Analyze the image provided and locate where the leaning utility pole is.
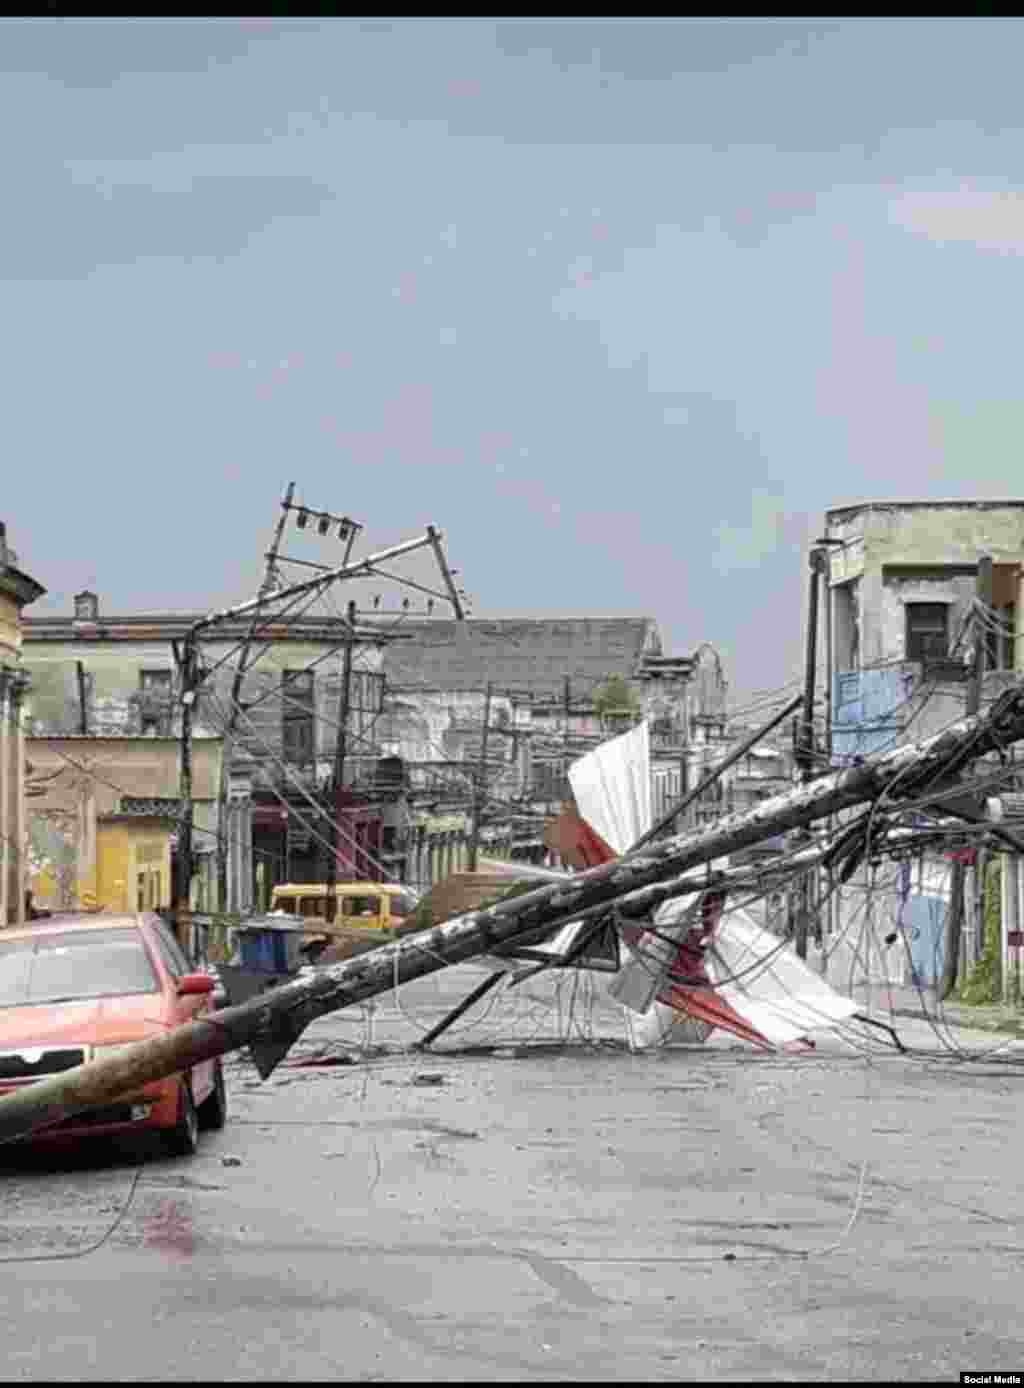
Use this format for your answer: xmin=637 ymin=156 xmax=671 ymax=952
xmin=467 ymin=681 xmax=493 ymax=872
xmin=325 ymin=599 xmax=356 ymax=923
xmin=216 ymin=483 xmax=296 ymax=912
xmin=941 ymin=553 xmax=993 ymax=998
xmin=5 ymin=686 xmax=1024 ymax=1144
xmin=177 ymin=528 xmax=446 ymax=915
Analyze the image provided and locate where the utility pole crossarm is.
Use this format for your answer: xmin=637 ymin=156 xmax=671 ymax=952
xmin=190 ymin=532 xmax=439 ymax=637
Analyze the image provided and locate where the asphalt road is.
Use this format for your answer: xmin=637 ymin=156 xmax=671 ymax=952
xmin=2 ymin=963 xmax=1023 ymax=1381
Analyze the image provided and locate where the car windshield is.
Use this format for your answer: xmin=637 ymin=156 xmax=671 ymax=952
xmin=0 ymin=929 xmax=160 ymax=1008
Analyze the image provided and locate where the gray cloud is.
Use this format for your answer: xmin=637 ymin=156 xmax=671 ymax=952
xmin=0 ymin=174 xmax=333 ymax=280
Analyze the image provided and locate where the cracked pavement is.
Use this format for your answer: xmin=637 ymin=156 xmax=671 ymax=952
xmin=1 ymin=963 xmax=1023 ymax=1380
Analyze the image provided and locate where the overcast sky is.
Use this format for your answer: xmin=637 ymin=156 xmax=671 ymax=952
xmin=5 ymin=18 xmax=1024 ymax=704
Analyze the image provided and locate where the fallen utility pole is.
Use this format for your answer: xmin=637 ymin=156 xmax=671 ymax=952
xmin=4 ymin=688 xmax=1024 ymax=1144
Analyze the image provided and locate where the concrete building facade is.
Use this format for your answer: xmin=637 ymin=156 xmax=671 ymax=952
xmin=22 ymin=592 xmax=386 ymax=905
xmin=27 ymin=734 xmax=225 ymax=913
xmin=0 ymin=524 xmax=45 ymax=925
xmin=825 ymin=500 xmax=1024 ymax=759
xmin=820 ymin=499 xmax=1024 ymax=992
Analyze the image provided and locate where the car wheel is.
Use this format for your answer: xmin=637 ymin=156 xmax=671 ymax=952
xmin=164 ymin=1076 xmax=199 ymax=1158
xmin=198 ymin=1059 xmax=227 ymax=1132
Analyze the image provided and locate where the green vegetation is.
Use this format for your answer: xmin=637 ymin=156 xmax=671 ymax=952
xmin=593 ymin=674 xmax=640 ymax=719
xmin=958 ymin=859 xmax=1003 ymax=1005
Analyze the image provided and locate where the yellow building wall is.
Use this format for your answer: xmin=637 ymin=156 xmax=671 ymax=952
xmin=95 ymin=822 xmax=171 ymax=914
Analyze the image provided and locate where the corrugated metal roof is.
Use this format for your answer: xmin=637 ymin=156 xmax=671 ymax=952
xmin=383 ymin=617 xmax=660 ymax=699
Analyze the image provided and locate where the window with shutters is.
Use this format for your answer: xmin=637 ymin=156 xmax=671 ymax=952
xmin=139 ymin=669 xmax=173 ymax=735
xmin=282 ymin=670 xmax=315 ymax=763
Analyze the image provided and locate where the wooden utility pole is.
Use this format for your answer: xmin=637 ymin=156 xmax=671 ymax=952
xmin=467 ymin=682 xmax=493 ymax=872
xmin=823 ymin=543 xmax=836 ymax=970
xmin=562 ymin=675 xmax=571 ymax=810
xmin=941 ymin=554 xmax=993 ymax=998
xmin=797 ymin=547 xmax=824 ymax=783
xmin=4 ymin=686 xmax=1024 ymax=1144
xmin=325 ymin=600 xmax=356 ymax=922
xmin=216 ymin=483 xmax=296 ymax=912
xmin=75 ymin=661 xmax=89 ymax=736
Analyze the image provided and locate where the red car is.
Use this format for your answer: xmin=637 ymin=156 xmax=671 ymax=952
xmin=0 ymin=912 xmax=226 ymax=1155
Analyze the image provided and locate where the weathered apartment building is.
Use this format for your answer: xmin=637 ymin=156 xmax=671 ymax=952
xmin=821 ymin=498 xmax=1024 ymax=991
xmin=22 ymin=590 xmax=387 ymax=911
xmin=0 ymin=524 xmax=45 ymax=925
xmin=826 ymin=499 xmax=1024 ymax=758
xmin=27 ymin=733 xmax=225 ymax=916
xmin=377 ymin=618 xmax=730 ymax=870
xmin=21 ymin=597 xmax=736 ymax=904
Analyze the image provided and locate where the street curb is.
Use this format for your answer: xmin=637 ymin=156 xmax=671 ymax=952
xmin=889 ymin=1006 xmax=1024 ymax=1038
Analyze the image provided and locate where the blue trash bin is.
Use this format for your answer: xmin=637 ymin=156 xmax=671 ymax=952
xmin=235 ymin=917 xmax=305 ymax=974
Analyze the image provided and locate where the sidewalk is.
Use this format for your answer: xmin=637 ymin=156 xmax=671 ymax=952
xmin=844 ymin=979 xmax=1024 ymax=1037
xmin=817 ymin=941 xmax=1024 ymax=1037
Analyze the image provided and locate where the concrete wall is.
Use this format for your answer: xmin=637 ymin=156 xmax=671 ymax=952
xmin=828 ymin=501 xmax=1024 ymax=572
xmin=26 ymin=736 xmax=224 ymax=910
xmin=22 ymin=636 xmax=383 ymax=794
xmin=825 ymin=501 xmax=1024 ymax=746
xmin=0 ymin=555 xmax=45 ymax=925
xmin=0 ymin=591 xmax=21 ymax=666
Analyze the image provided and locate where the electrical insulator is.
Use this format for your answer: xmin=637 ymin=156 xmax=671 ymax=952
xmin=296 ymin=508 xmax=309 ymax=529
xmin=318 ymin=513 xmax=331 ymax=536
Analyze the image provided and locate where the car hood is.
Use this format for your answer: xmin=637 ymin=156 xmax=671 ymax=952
xmin=0 ymin=994 xmax=171 ymax=1048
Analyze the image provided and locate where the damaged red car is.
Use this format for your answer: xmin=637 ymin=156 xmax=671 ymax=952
xmin=0 ymin=913 xmax=226 ymax=1155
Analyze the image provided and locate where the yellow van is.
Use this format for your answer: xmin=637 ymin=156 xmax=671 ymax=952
xmin=270 ymin=882 xmax=420 ymax=934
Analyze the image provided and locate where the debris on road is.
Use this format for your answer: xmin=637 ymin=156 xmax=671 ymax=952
xmin=4 ymin=686 xmax=1024 ymax=1145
